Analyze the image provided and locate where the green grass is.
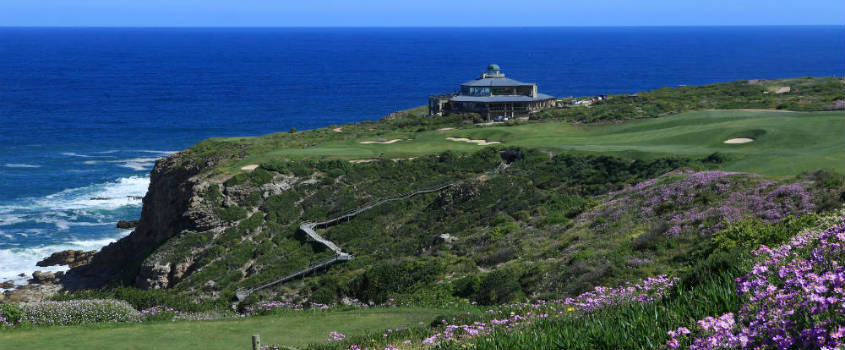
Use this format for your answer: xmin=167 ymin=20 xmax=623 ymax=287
xmin=0 ymin=308 xmax=443 ymax=350
xmin=226 ymin=110 xmax=843 ymax=177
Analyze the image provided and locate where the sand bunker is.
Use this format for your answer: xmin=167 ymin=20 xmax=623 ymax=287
xmin=240 ymin=164 xmax=259 ymax=171
xmin=332 ymin=127 xmax=343 ymax=133
xmin=724 ymin=138 xmax=754 ymax=144
xmin=349 ymin=159 xmax=377 ymax=163
xmin=437 ymin=127 xmax=455 ymax=132
xmin=446 ymin=137 xmax=501 ymax=146
xmin=360 ymin=139 xmax=404 ymax=144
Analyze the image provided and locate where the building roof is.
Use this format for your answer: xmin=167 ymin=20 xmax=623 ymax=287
xmin=451 ymin=93 xmax=555 ymax=103
xmin=461 ymin=77 xmax=534 ymax=87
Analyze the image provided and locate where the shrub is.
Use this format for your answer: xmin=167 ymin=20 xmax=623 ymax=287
xmin=711 ymin=214 xmax=820 ymax=251
xmin=309 ymin=286 xmax=337 ymax=304
xmin=217 ymin=206 xmax=248 ymax=222
xmin=248 ymin=168 xmax=274 ymax=186
xmin=17 ymin=299 xmax=140 ymax=326
xmin=476 ymin=268 xmax=524 ymax=305
xmin=667 ymin=217 xmax=845 ymax=349
xmin=452 ymin=275 xmax=481 ymax=299
xmin=0 ymin=303 xmax=23 ymax=326
xmin=349 ymin=259 xmax=447 ymax=303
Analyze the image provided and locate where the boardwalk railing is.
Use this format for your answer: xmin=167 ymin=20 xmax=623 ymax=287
xmin=235 ymin=182 xmax=454 ymax=302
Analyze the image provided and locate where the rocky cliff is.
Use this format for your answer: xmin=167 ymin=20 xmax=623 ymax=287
xmin=61 ymin=152 xmax=223 ymax=290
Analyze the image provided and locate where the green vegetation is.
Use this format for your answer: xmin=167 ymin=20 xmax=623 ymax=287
xmin=0 ymin=308 xmax=444 ymax=350
xmin=4 ymin=77 xmax=842 ymax=349
xmin=536 ymin=77 xmax=845 ymax=123
xmin=197 ymin=109 xmax=844 ymax=177
xmin=178 ymin=77 xmax=843 ymax=177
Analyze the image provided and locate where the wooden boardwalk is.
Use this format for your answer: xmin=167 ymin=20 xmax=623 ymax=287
xmin=235 ymin=183 xmax=453 ymax=301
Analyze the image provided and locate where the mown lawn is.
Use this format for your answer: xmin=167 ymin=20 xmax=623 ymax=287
xmin=226 ymin=110 xmax=844 ymax=177
xmin=0 ymin=308 xmax=443 ymax=350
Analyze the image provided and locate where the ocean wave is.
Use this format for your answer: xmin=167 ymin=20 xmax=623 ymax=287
xmin=0 ymin=232 xmax=129 ymax=288
xmin=40 ymin=176 xmax=150 ymax=211
xmin=4 ymin=163 xmax=41 ymax=168
xmin=60 ymin=152 xmax=114 ymax=158
xmin=109 ymin=157 xmax=160 ymax=171
xmin=134 ymin=150 xmax=178 ymax=155
xmin=0 ymin=176 xmax=149 ymax=218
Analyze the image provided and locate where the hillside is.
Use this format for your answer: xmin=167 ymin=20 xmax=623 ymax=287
xmin=0 ymin=76 xmax=843 ymax=350
xmin=49 ymin=77 xmax=844 ymax=311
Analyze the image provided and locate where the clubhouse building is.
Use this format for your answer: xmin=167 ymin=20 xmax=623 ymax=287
xmin=428 ymin=64 xmax=556 ymax=120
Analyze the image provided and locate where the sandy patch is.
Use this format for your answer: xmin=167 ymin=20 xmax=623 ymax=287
xmin=240 ymin=164 xmax=259 ymax=171
xmin=446 ymin=137 xmax=501 ymax=146
xmin=360 ymin=139 xmax=404 ymax=144
xmin=332 ymin=127 xmax=343 ymax=133
xmin=437 ymin=127 xmax=455 ymax=132
xmin=724 ymin=138 xmax=754 ymax=144
xmin=731 ymin=109 xmax=795 ymax=113
xmin=349 ymin=159 xmax=377 ymax=163
xmin=775 ymin=86 xmax=791 ymax=94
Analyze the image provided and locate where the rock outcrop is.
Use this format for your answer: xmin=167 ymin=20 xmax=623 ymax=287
xmin=37 ymin=250 xmax=97 ymax=268
xmin=31 ymin=271 xmax=59 ymax=284
xmin=117 ymin=219 xmax=140 ymax=229
xmin=61 ymin=151 xmax=227 ymax=291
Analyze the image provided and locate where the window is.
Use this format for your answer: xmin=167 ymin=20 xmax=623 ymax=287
xmin=492 ymin=87 xmax=517 ymax=95
xmin=462 ymin=86 xmax=490 ymax=96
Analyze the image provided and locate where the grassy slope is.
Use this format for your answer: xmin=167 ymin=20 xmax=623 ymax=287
xmin=227 ymin=110 xmax=843 ymax=177
xmin=0 ymin=308 xmax=443 ymax=350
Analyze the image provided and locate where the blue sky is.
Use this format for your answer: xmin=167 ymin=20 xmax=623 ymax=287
xmin=1 ymin=0 xmax=843 ymax=27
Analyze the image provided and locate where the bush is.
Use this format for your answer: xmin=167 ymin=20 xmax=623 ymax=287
xmin=452 ymin=275 xmax=481 ymax=299
xmin=0 ymin=303 xmax=23 ymax=325
xmin=476 ymin=268 xmax=524 ymax=305
xmin=217 ymin=206 xmax=248 ymax=222
xmin=711 ymin=214 xmax=820 ymax=251
xmin=248 ymin=168 xmax=275 ymax=186
xmin=349 ymin=259 xmax=446 ymax=303
xmin=309 ymin=286 xmax=337 ymax=304
xmin=17 ymin=299 xmax=140 ymax=326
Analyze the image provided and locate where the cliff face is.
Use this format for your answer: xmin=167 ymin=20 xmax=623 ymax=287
xmin=62 ymin=153 xmax=211 ymax=290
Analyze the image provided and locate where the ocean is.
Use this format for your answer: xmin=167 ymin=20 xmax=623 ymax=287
xmin=0 ymin=26 xmax=843 ymax=286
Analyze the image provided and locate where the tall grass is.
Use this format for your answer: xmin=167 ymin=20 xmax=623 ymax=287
xmin=458 ymin=270 xmax=743 ymax=349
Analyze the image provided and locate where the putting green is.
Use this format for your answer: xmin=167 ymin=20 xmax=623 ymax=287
xmin=231 ymin=110 xmax=844 ymax=177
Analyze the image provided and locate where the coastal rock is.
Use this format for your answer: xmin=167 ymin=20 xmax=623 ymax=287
xmin=136 ymin=262 xmax=172 ymax=289
xmin=31 ymin=271 xmax=56 ymax=284
xmin=62 ymin=150 xmax=219 ymax=291
xmin=435 ymin=233 xmax=457 ymax=245
xmin=2 ymin=282 xmax=62 ymax=303
xmin=0 ymin=280 xmax=14 ymax=289
xmin=117 ymin=219 xmax=140 ymax=229
xmin=37 ymin=250 xmax=97 ymax=268
xmin=203 ymin=280 xmax=219 ymax=290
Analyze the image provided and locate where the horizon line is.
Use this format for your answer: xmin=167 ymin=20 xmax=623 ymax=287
xmin=1 ymin=24 xmax=843 ymax=29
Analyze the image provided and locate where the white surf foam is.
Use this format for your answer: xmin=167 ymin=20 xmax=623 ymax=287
xmin=0 ymin=232 xmax=130 ymax=288
xmin=134 ymin=150 xmax=178 ymax=155
xmin=109 ymin=157 xmax=160 ymax=171
xmin=0 ymin=176 xmax=150 ymax=228
xmin=37 ymin=176 xmax=150 ymax=211
xmin=60 ymin=152 xmax=114 ymax=158
xmin=0 ymin=174 xmax=151 ymax=289
xmin=4 ymin=163 xmax=41 ymax=168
